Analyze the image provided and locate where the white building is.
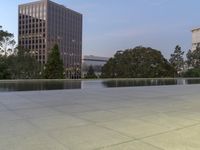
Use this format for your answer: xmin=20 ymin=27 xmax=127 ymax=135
xmin=192 ymin=28 xmax=200 ymax=51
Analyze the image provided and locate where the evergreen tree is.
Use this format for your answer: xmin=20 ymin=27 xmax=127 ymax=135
xmin=44 ymin=44 xmax=64 ymax=79
xmin=192 ymin=46 xmax=200 ymax=68
xmin=186 ymin=46 xmax=200 ymax=69
xmin=186 ymin=49 xmax=194 ymax=68
xmin=169 ymin=45 xmax=184 ymax=76
xmin=85 ymin=65 xmax=97 ymax=79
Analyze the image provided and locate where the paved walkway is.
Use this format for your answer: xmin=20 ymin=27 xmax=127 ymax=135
xmin=0 ymin=85 xmax=200 ymax=150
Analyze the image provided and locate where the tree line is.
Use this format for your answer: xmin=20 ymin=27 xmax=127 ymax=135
xmin=101 ymin=45 xmax=200 ymax=78
xmin=0 ymin=26 xmax=64 ymax=79
xmin=169 ymin=45 xmax=200 ymax=77
xmin=1 ymin=25 xmax=200 ymax=79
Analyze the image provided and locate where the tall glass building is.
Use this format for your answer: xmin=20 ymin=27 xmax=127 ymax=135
xmin=18 ymin=0 xmax=83 ymax=78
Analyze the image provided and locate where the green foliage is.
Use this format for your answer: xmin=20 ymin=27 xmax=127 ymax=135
xmin=7 ymin=47 xmax=41 ymax=79
xmin=186 ymin=49 xmax=194 ymax=68
xmin=184 ymin=47 xmax=200 ymax=77
xmin=0 ymin=26 xmax=16 ymax=56
xmin=169 ymin=45 xmax=184 ymax=75
xmin=85 ymin=66 xmax=97 ymax=79
xmin=0 ymin=26 xmax=40 ymax=79
xmin=44 ymin=44 xmax=64 ymax=79
xmin=0 ymin=55 xmax=11 ymax=79
xmin=186 ymin=46 xmax=200 ymax=69
xmin=192 ymin=46 xmax=200 ymax=68
xmin=183 ymin=68 xmax=200 ymax=77
xmin=102 ymin=46 xmax=176 ymax=78
xmin=0 ymin=26 xmax=11 ymax=41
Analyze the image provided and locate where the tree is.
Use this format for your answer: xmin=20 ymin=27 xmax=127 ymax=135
xmin=192 ymin=46 xmax=200 ymax=68
xmin=169 ymin=45 xmax=184 ymax=76
xmin=0 ymin=55 xmax=11 ymax=79
xmin=85 ymin=66 xmax=97 ymax=79
xmin=102 ymin=46 xmax=176 ymax=78
xmin=0 ymin=26 xmax=40 ymax=80
xmin=44 ymin=44 xmax=64 ymax=79
xmin=0 ymin=26 xmax=16 ymax=56
xmin=7 ymin=46 xmax=41 ymax=79
xmin=186 ymin=46 xmax=200 ymax=69
xmin=183 ymin=68 xmax=200 ymax=77
xmin=0 ymin=26 xmax=9 ymax=41
xmin=186 ymin=49 xmax=194 ymax=68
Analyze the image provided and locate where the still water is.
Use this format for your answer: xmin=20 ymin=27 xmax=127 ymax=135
xmin=0 ymin=78 xmax=200 ymax=92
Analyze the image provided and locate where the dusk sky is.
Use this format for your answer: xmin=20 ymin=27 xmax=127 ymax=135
xmin=0 ymin=0 xmax=199 ymax=58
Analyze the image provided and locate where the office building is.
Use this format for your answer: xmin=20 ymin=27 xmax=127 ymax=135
xmin=18 ymin=0 xmax=82 ymax=78
xmin=192 ymin=27 xmax=200 ymax=51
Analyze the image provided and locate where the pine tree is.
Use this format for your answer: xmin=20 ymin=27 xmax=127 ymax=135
xmin=169 ymin=45 xmax=184 ymax=75
xmin=44 ymin=44 xmax=64 ymax=79
xmin=85 ymin=65 xmax=97 ymax=79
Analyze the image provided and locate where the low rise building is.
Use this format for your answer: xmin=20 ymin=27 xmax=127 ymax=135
xmin=82 ymin=55 xmax=109 ymax=77
xmin=192 ymin=27 xmax=200 ymax=51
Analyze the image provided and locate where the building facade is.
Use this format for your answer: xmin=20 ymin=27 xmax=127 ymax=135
xmin=18 ymin=0 xmax=82 ymax=78
xmin=82 ymin=55 xmax=109 ymax=78
xmin=192 ymin=28 xmax=200 ymax=51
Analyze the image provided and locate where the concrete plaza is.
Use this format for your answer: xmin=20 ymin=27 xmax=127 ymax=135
xmin=0 ymin=85 xmax=200 ymax=149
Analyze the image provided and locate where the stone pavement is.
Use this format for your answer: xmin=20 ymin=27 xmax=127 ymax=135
xmin=0 ymin=85 xmax=200 ymax=150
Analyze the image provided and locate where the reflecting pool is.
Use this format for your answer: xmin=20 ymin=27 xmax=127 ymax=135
xmin=0 ymin=78 xmax=200 ymax=92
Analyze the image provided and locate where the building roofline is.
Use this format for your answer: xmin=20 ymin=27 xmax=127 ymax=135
xmin=19 ymin=0 xmax=82 ymax=16
xmin=82 ymin=59 xmax=108 ymax=62
xmin=19 ymin=0 xmax=46 ymax=7
xmin=192 ymin=27 xmax=200 ymax=32
xmin=48 ymin=0 xmax=82 ymax=15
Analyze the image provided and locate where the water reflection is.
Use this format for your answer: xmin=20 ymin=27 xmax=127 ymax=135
xmin=1 ymin=78 xmax=200 ymax=92
xmin=102 ymin=78 xmax=200 ymax=88
xmin=186 ymin=79 xmax=200 ymax=84
xmin=0 ymin=80 xmax=81 ymax=92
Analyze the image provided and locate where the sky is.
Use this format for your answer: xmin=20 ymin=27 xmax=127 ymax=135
xmin=0 ymin=0 xmax=199 ymax=59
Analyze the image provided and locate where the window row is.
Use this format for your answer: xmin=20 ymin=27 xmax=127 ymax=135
xmin=19 ymin=44 xmax=46 ymax=50
xmin=19 ymin=39 xmax=45 ymax=44
xmin=19 ymin=4 xmax=46 ymax=16
xmin=19 ymin=22 xmax=45 ymax=27
xmin=35 ymin=55 xmax=45 ymax=60
xmin=19 ymin=29 xmax=46 ymax=34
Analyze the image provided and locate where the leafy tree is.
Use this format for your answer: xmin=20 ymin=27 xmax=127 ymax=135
xmin=85 ymin=66 xmax=97 ymax=79
xmin=183 ymin=68 xmax=200 ymax=77
xmin=186 ymin=49 xmax=194 ymax=68
xmin=100 ymin=58 xmax=117 ymax=78
xmin=0 ymin=55 xmax=11 ymax=79
xmin=0 ymin=26 xmax=16 ymax=56
xmin=44 ymin=44 xmax=64 ymax=79
xmin=192 ymin=46 xmax=200 ymax=68
xmin=102 ymin=46 xmax=176 ymax=78
xmin=0 ymin=26 xmax=9 ymax=41
xmin=0 ymin=26 xmax=40 ymax=80
xmin=186 ymin=46 xmax=200 ymax=69
xmin=169 ymin=45 xmax=184 ymax=76
xmin=7 ymin=46 xmax=41 ymax=79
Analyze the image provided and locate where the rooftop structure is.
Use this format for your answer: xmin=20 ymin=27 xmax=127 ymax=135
xmin=82 ymin=55 xmax=109 ymax=77
xmin=82 ymin=55 xmax=109 ymax=66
